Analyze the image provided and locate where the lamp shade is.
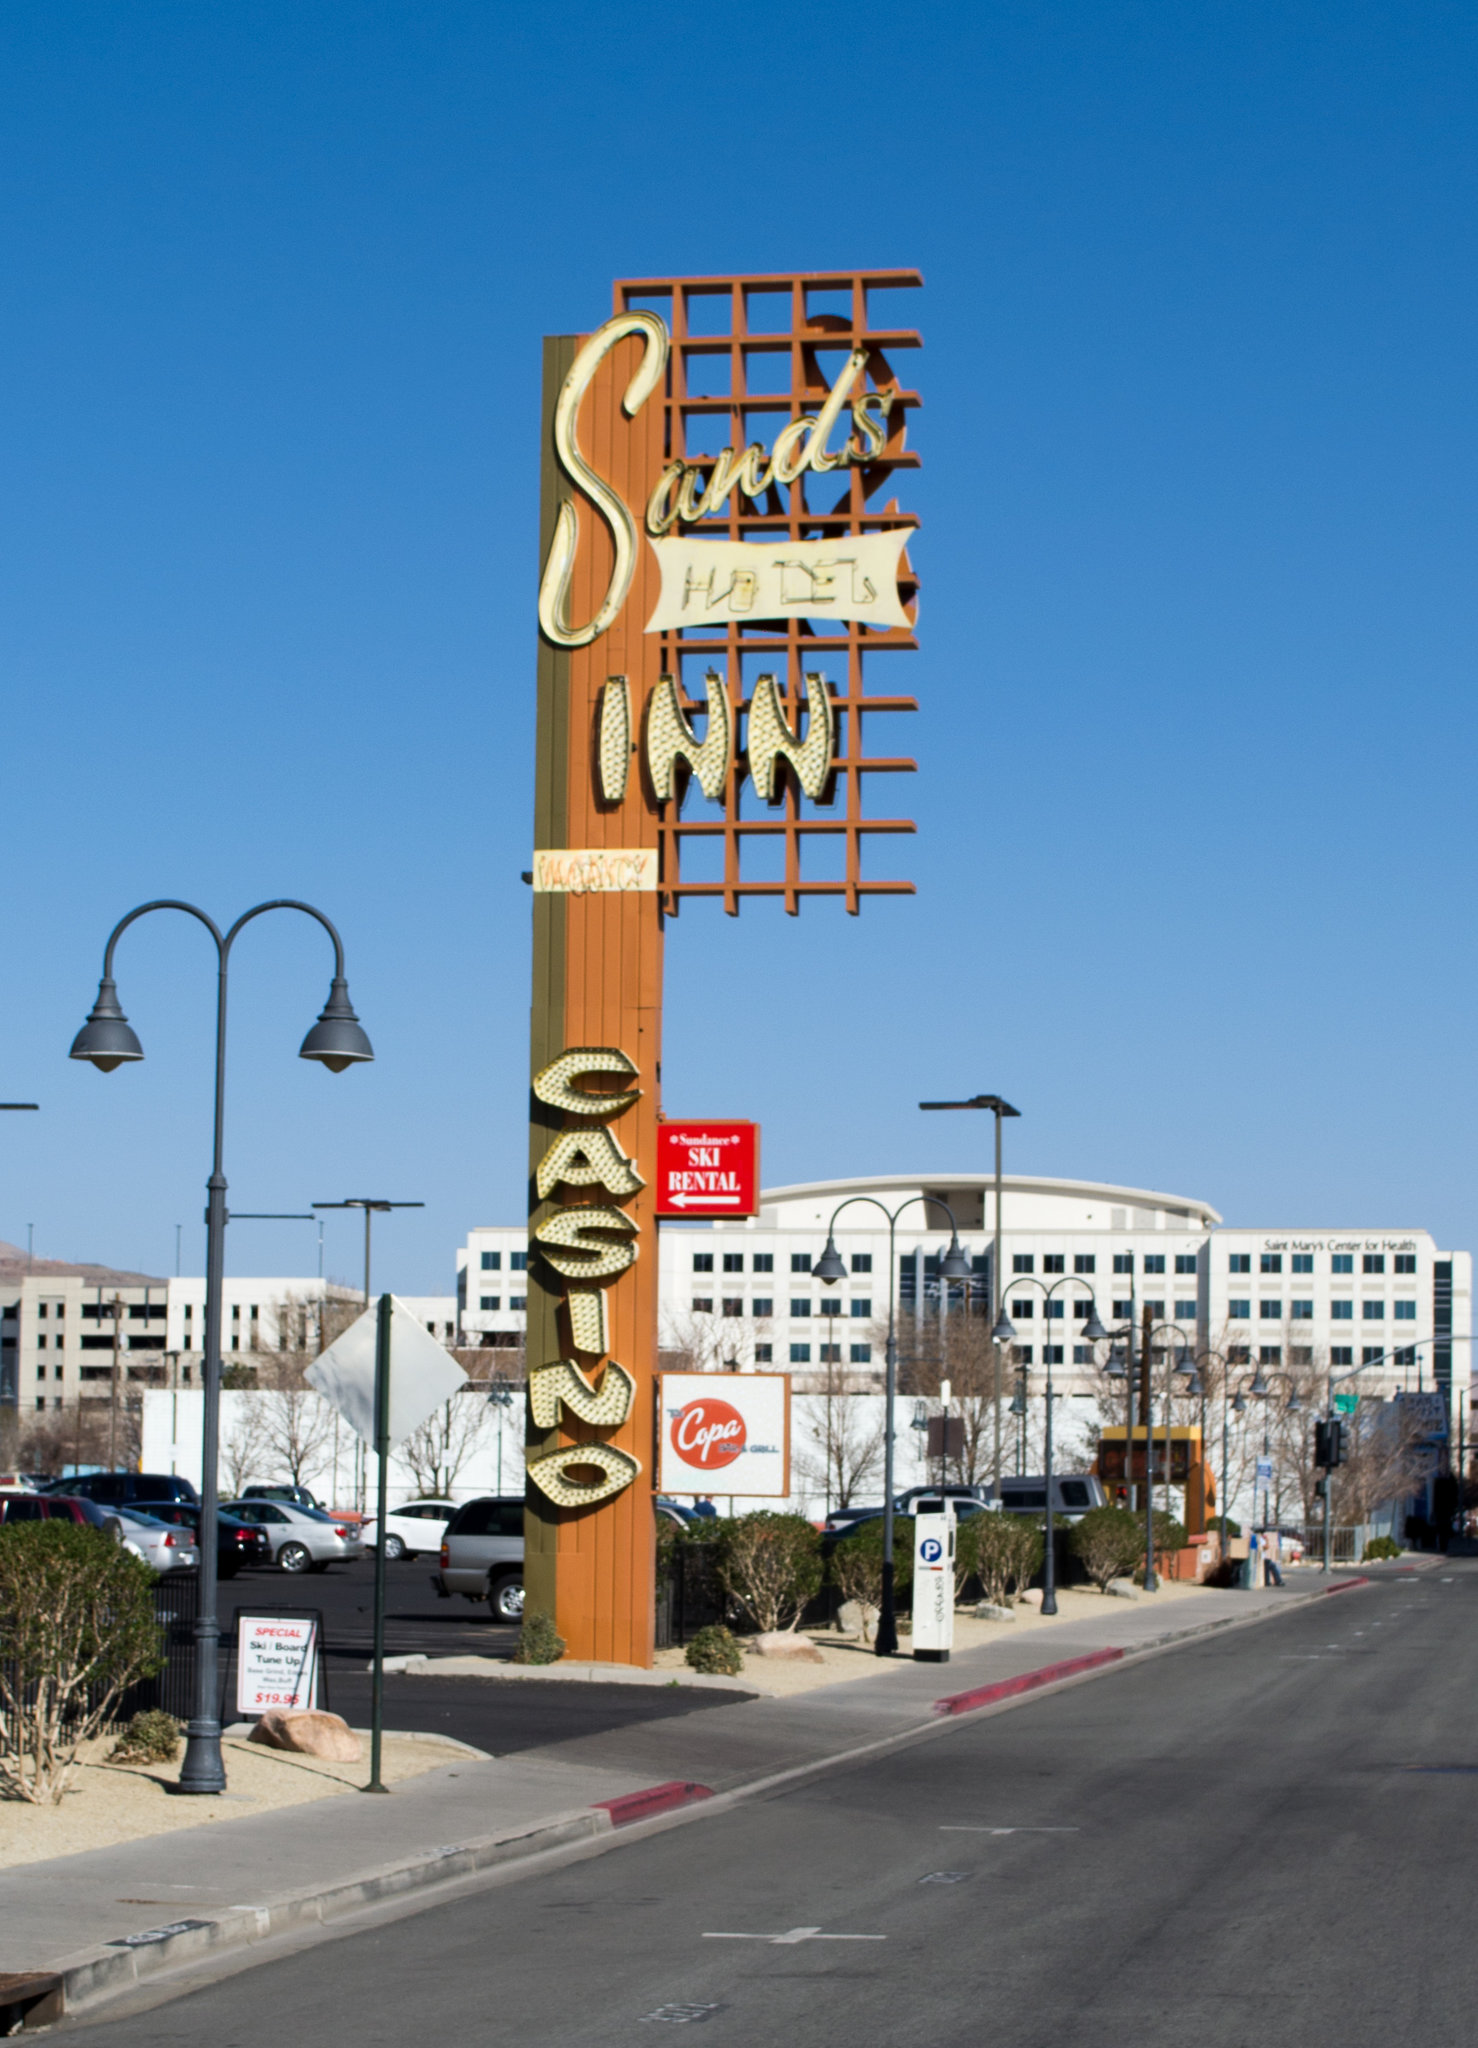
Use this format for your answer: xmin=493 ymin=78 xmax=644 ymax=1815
xmin=940 ymin=1234 xmax=971 ymax=1282
xmin=1082 ymin=1307 xmax=1108 ymax=1345
xmin=1232 ymin=1392 xmax=1247 ymax=1413
xmin=1284 ymin=1389 xmax=1302 ymax=1413
xmin=814 ymin=1236 xmax=846 ymax=1283
xmin=991 ymin=1308 xmax=1016 ymax=1344
xmin=1250 ymin=1371 xmax=1270 ymax=1398
xmin=299 ymin=978 xmax=374 ymax=1073
xmin=1182 ymin=1369 xmax=1204 ymax=1398
xmin=1101 ymin=1346 xmax=1127 ymax=1379
xmin=1009 ymin=1387 xmax=1026 ymax=1416
xmin=69 ymin=978 xmax=144 ymax=1073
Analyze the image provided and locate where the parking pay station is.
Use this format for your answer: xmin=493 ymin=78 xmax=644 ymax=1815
xmin=911 ymin=1497 xmax=956 ymax=1663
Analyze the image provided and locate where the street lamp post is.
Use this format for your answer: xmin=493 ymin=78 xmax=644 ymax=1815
xmin=990 ymin=1279 xmax=1106 ymax=1616
xmin=70 ymin=899 xmax=373 ymax=1796
xmin=816 ymin=1196 xmax=971 ymax=1656
xmin=1095 ymin=1317 xmax=1191 ymax=1591
xmin=918 ymin=1095 xmax=1020 ymax=1489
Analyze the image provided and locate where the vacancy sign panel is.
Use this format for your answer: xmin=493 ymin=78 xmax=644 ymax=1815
xmin=658 ymin=1373 xmax=790 ymax=1497
xmin=655 ymin=1120 xmax=759 ymax=1217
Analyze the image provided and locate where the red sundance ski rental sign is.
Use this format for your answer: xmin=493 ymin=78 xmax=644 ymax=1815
xmin=655 ymin=1121 xmax=760 ymax=1218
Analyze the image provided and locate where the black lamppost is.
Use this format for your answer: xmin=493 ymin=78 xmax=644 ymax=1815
xmin=815 ymin=1196 xmax=970 ymax=1656
xmin=1092 ymin=1316 xmax=1192 ymax=1590
xmin=70 ymin=899 xmax=372 ymax=1795
xmin=990 ymin=1278 xmax=1106 ymax=1615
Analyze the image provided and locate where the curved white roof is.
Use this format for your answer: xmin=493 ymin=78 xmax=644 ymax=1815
xmin=759 ymin=1172 xmax=1221 ymax=1232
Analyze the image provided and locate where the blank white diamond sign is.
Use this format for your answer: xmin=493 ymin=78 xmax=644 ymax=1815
xmin=305 ymin=1297 xmax=468 ymax=1449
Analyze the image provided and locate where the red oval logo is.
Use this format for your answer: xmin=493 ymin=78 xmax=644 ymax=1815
xmin=671 ymin=1397 xmax=747 ymax=1469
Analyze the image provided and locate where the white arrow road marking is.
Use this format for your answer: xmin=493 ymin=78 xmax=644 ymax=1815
xmin=703 ymin=1928 xmax=885 ymax=1945
xmin=939 ymin=1826 xmax=1080 ymax=1834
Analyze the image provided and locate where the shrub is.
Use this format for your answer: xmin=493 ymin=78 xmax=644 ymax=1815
xmin=685 ymin=1624 xmax=744 ymax=1676
xmin=108 ymin=1709 xmax=181 ymax=1764
xmin=717 ymin=1513 xmax=824 ymax=1634
xmin=1155 ymin=1513 xmax=1188 ymax=1554
xmin=1363 ymin=1535 xmax=1404 ymax=1562
xmin=1069 ymin=1507 xmax=1148 ymax=1590
xmin=961 ymin=1513 xmax=1044 ymax=1604
xmin=512 ymin=1611 xmax=566 ymax=1665
xmin=0 ymin=1521 xmax=165 ymax=1804
xmin=829 ymin=1517 xmax=914 ymax=1620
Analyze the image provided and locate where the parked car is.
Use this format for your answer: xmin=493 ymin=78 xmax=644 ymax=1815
xmin=981 ymin=1474 xmax=1107 ymax=1522
xmin=1 ymin=1491 xmax=119 ymax=1532
xmin=895 ymin=1483 xmax=989 ymax=1513
xmin=113 ymin=1508 xmax=199 ymax=1574
xmin=224 ymin=1498 xmax=363 ymax=1573
xmin=131 ymin=1500 xmax=273 ymax=1577
xmin=359 ymin=1499 xmax=458 ymax=1561
xmin=240 ymin=1482 xmax=326 ymax=1512
xmin=43 ymin=1471 xmax=200 ymax=1508
xmin=432 ymin=1496 xmax=524 ymax=1621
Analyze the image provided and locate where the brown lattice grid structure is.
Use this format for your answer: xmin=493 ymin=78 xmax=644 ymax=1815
xmin=615 ymin=269 xmax=921 ymax=916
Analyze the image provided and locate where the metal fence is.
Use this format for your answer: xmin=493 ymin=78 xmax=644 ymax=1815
xmin=1291 ymin=1523 xmax=1379 ymax=1565
xmin=111 ymin=1571 xmax=198 ymax=1728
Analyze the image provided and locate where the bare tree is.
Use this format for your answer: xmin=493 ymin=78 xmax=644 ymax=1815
xmin=793 ymin=1366 xmax=886 ymax=1513
xmin=220 ymin=1400 xmax=266 ymax=1496
xmin=399 ymin=1389 xmax=494 ymax=1498
xmin=659 ymin=1305 xmax=771 ymax=1375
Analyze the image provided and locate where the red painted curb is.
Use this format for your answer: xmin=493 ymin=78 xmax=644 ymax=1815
xmin=594 ymin=1781 xmax=714 ymax=1827
xmin=932 ymin=1647 xmax=1125 ymax=1717
xmin=1322 ymin=1575 xmax=1371 ymax=1595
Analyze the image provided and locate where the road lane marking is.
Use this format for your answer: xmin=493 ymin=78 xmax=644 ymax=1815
xmin=640 ymin=2005 xmax=722 ymax=2023
xmin=918 ymin=1872 xmax=970 ymax=1884
xmin=703 ymin=1928 xmax=884 ymax=1945
xmin=940 ymin=1826 xmax=1079 ymax=1834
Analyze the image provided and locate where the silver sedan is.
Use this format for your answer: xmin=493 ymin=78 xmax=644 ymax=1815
xmin=224 ymin=1499 xmax=363 ymax=1574
xmin=113 ymin=1508 xmax=200 ymax=1575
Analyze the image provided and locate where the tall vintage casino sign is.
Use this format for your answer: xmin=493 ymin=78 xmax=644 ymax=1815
xmin=525 ymin=269 xmax=921 ymax=1663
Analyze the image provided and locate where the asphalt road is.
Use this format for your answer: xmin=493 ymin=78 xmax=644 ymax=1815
xmin=90 ymin=1566 xmax=1472 ymax=2046
xmin=213 ymin=1552 xmax=745 ymax=1751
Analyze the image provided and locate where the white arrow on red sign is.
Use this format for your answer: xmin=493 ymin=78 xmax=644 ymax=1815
xmin=665 ymin=1191 xmax=744 ymax=1208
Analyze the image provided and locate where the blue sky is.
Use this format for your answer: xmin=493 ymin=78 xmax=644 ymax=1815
xmin=1 ymin=3 xmax=1474 ymax=1291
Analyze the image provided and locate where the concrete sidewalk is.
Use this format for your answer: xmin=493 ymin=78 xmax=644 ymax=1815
xmin=0 ymin=1573 xmax=1376 ymax=2026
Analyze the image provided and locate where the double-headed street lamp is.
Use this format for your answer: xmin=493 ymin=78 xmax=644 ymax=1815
xmin=815 ymin=1195 xmax=971 ymax=1657
xmin=1095 ymin=1316 xmax=1191 ymax=1590
xmin=917 ymin=1095 xmax=1020 ymax=1487
xmin=991 ymin=1277 xmax=1107 ymax=1615
xmin=70 ymin=899 xmax=373 ymax=1796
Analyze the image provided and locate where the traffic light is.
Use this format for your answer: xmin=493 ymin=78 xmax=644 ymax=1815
xmin=1314 ymin=1418 xmax=1345 ymax=1470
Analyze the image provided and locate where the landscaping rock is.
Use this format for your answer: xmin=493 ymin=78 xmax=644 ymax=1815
xmin=750 ymin=1630 xmax=826 ymax=1663
xmin=248 ymin=1710 xmax=363 ymax=1762
xmin=974 ymin=1602 xmax=1015 ymax=1621
xmin=836 ymin=1600 xmax=877 ymax=1639
xmin=1017 ymin=1587 xmax=1044 ymax=1608
xmin=1105 ymin=1578 xmax=1140 ymax=1600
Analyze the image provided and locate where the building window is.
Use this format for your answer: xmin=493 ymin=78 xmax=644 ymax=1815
xmin=1362 ymin=1346 xmax=1383 ymax=1365
xmin=1393 ymin=1346 xmax=1415 ymax=1368
xmin=1113 ymin=1254 xmax=1134 ymax=1275
xmin=1363 ymin=1254 xmax=1384 ymax=1274
xmin=1143 ymin=1255 xmax=1165 ymax=1275
xmin=1011 ymin=1299 xmax=1035 ymax=1318
xmin=1331 ymin=1346 xmax=1353 ymax=1367
xmin=1174 ymin=1255 xmax=1197 ymax=1275
xmin=755 ymin=1344 xmax=772 ymax=1362
xmin=790 ymin=1299 xmax=811 ymax=1319
xmin=1113 ymin=1298 xmax=1133 ymax=1318
xmin=1043 ymin=1345 xmax=1063 ymax=1365
xmin=850 ymin=1343 xmax=871 ymax=1364
xmin=851 ymin=1299 xmax=871 ymax=1318
xmin=1044 ymin=1254 xmax=1065 ymax=1275
xmin=1228 ymin=1299 xmax=1250 ymax=1319
xmin=722 ymin=1299 xmax=743 ymax=1317
xmin=723 ymin=1254 xmax=744 ymax=1273
xmin=819 ymin=1343 xmax=841 ymax=1364
xmin=1073 ymin=1345 xmax=1092 ymax=1364
xmin=1260 ymin=1346 xmax=1282 ymax=1366
xmin=1395 ymin=1300 xmax=1416 ymax=1320
xmin=1013 ymin=1345 xmax=1034 ymax=1365
xmin=1291 ymin=1348 xmax=1313 ymax=1366
xmin=1075 ymin=1254 xmax=1096 ymax=1274
xmin=1229 ymin=1254 xmax=1251 ymax=1274
xmin=1291 ymin=1300 xmax=1313 ymax=1319
xmin=1260 ymin=1253 xmax=1282 ymax=1274
xmin=1073 ymin=1299 xmax=1093 ymax=1320
xmin=692 ymin=1298 xmax=713 ymax=1314
xmin=851 ymin=1253 xmax=872 ymax=1274
xmin=510 ymin=1252 xmax=527 ymax=1271
xmin=1228 ymin=1346 xmax=1250 ymax=1364
xmin=1331 ymin=1301 xmax=1353 ymax=1319
xmin=819 ymin=1296 xmax=843 ymax=1317
xmin=480 ymin=1251 xmax=500 ymax=1271
xmin=1363 ymin=1301 xmax=1384 ymax=1320
xmin=693 ymin=1253 xmax=714 ymax=1273
xmin=1292 ymin=1253 xmax=1314 ymax=1274
xmin=1144 ymin=1300 xmax=1164 ymax=1320
xmin=480 ymin=1296 xmax=500 ymax=1312
xmin=791 ymin=1253 xmax=812 ymax=1274
xmin=1176 ymin=1300 xmax=1197 ymax=1320
xmin=1331 ymin=1254 xmax=1353 ymax=1274
xmin=753 ymin=1253 xmax=774 ymax=1274
xmin=753 ymin=1297 xmax=773 ymax=1318
xmin=1394 ymin=1254 xmax=1416 ymax=1275
xmin=789 ymin=1343 xmax=811 ymax=1364
xmin=510 ymin=1295 xmax=526 ymax=1311
xmin=1013 ymin=1254 xmax=1034 ymax=1274
xmin=1259 ymin=1301 xmax=1282 ymax=1320
xmin=1044 ymin=1300 xmax=1064 ymax=1320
